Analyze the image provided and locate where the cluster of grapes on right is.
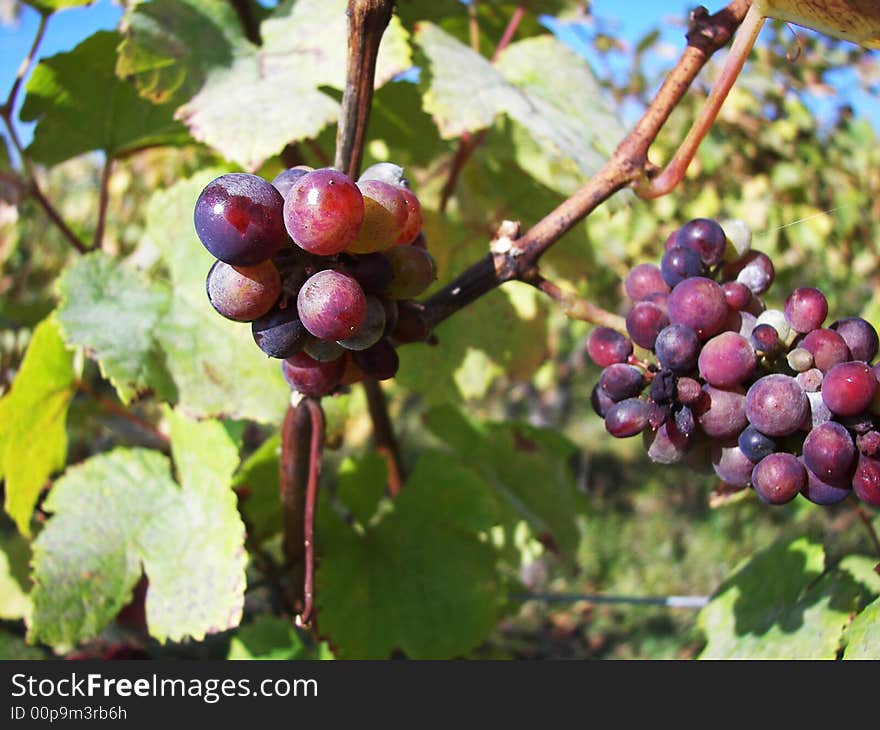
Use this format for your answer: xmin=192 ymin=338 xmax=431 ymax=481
xmin=588 ymin=217 xmax=880 ymax=508
xmin=193 ymin=161 xmax=437 ymax=399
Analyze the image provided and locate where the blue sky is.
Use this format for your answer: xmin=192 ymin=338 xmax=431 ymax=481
xmin=1 ymin=0 xmax=877 ymax=150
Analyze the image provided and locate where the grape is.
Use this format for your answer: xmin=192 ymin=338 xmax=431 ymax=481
xmin=251 ymin=304 xmax=309 ymax=358
xmin=353 ymin=339 xmax=399 ymax=380
xmin=587 ymin=327 xmax=634 ymax=368
xmin=206 ymin=260 xmax=281 ymax=322
xmin=625 ymin=301 xmax=669 ymax=349
xmin=738 ymin=425 xmax=776 ymax=463
xmin=712 ymin=444 xmax=756 ymax=487
xmin=802 ymin=421 xmax=857 ymax=487
xmin=720 ymin=218 xmax=751 ymax=259
xmin=271 ymin=165 xmax=313 ymax=199
xmin=786 ymin=347 xmax=814 ymax=372
xmin=284 ymin=168 xmax=364 ymax=255
xmin=297 ymin=269 xmax=367 ymax=340
xmin=599 ymin=363 xmax=645 ymax=401
xmin=754 ymin=309 xmax=790 ymax=342
xmin=644 ymin=418 xmax=693 ymax=464
xmin=676 ymin=376 xmax=702 ymax=405
xmin=667 ymin=277 xmax=728 ymax=340
xmin=194 ymin=173 xmax=287 ymax=265
xmin=649 ymin=368 xmax=676 ymax=403
xmin=605 ymin=398 xmax=649 ymax=438
xmin=724 ymin=250 xmax=775 ymax=294
xmin=799 ymin=328 xmax=851 ymax=372
xmin=382 ymin=298 xmax=399 ymax=338
xmin=750 ymin=323 xmax=781 ymax=356
xmin=643 ymin=291 xmax=669 ymax=312
xmin=303 ymin=337 xmax=345 ymax=362
xmin=675 ymin=217 xmax=727 ymax=267
xmin=801 ymin=464 xmax=851 ymax=505
xmin=349 ymin=179 xmax=408 ymax=253
xmin=694 ymin=385 xmax=747 ymax=439
xmin=358 ymin=161 xmax=408 ymax=187
xmin=338 ymin=252 xmax=394 ymax=295
xmin=648 ymin=400 xmax=671 ymax=430
xmin=384 ymin=246 xmax=437 ymax=299
xmin=738 ymin=311 xmax=757 ymax=339
xmin=822 ymin=361 xmax=877 ymax=416
xmin=662 ymin=230 xmax=678 ymax=251
xmin=591 ymin=384 xmax=615 ymax=417
xmin=722 ymin=281 xmax=752 ymax=311
xmin=857 ymin=431 xmax=880 ymax=457
xmin=751 ymin=453 xmax=806 ymax=505
xmin=281 ymin=351 xmax=346 ymax=397
xmin=698 ymin=332 xmax=756 ymax=387
xmin=340 ymin=353 xmax=367 ymax=386
xmin=784 ymin=287 xmax=827 ymax=333
xmin=830 ymin=317 xmax=879 ymax=362
xmin=852 ymin=455 xmax=880 ymax=507
xmin=744 ymin=374 xmax=808 ymax=437
xmin=337 ymin=295 xmax=386 ymax=351
xmin=624 ymin=263 xmax=669 ymax=301
xmin=660 ymin=246 xmax=706 ymax=288
xmin=395 ymin=187 xmax=424 ymax=245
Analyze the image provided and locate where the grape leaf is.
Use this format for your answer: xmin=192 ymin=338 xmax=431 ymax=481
xmin=423 ymin=404 xmax=585 ymax=556
xmin=697 ymin=539 xmax=880 ymax=659
xmin=29 ymin=417 xmax=246 ymax=648
xmin=56 ymin=252 xmax=175 ymax=405
xmin=0 ymin=531 xmax=31 ymax=620
xmin=843 ymin=597 xmax=880 ymax=659
xmin=228 ymin=615 xmax=330 ymax=660
xmin=317 ymin=451 xmax=503 ymax=658
xmin=0 ymin=316 xmax=75 ymax=537
xmin=143 ymin=170 xmax=290 ymax=423
xmin=416 ymin=24 xmax=622 ymax=193
xmin=20 ymin=31 xmax=189 ymax=166
xmin=233 ymin=433 xmax=282 ymax=546
xmin=175 ymin=0 xmax=412 ymax=170
xmin=337 ymin=452 xmax=387 ymax=525
xmin=0 ymin=631 xmax=44 ymax=660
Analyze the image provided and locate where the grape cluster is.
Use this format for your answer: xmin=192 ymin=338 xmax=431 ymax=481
xmin=193 ymin=163 xmax=436 ymax=398
xmin=589 ymin=217 xmax=880 ymax=509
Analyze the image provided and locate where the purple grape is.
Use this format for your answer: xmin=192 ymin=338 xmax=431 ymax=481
xmin=784 ymin=287 xmax=828 ymax=333
xmin=675 ymin=217 xmax=727 ymax=267
xmin=802 ymin=421 xmax=857 ymax=487
xmin=271 ymin=165 xmax=313 ymax=199
xmin=712 ymin=444 xmax=756 ymax=487
xmin=644 ymin=418 xmax=692 ymax=464
xmin=744 ymin=374 xmax=808 ymax=437
xmin=800 ymin=329 xmax=851 ymax=372
xmin=857 ymin=430 xmax=880 ymax=457
xmin=625 ymin=263 xmax=669 ymax=301
xmin=674 ymin=405 xmax=696 ymax=439
xmin=738 ymin=425 xmax=777 ymax=463
xmin=382 ymin=298 xmax=399 ymax=338
xmin=660 ymin=246 xmax=707 ymax=288
xmin=205 ymin=260 xmax=281 ymax=322
xmin=337 ymin=252 xmax=394 ymax=295
xmin=667 ymin=277 xmax=728 ymax=340
xmin=752 ymin=453 xmax=806 ymax=505
xmin=284 ymin=168 xmax=364 ymax=255
xmin=676 ymin=377 xmax=702 ymax=405
xmin=353 ymin=338 xmax=399 ymax=380
xmin=698 ymin=332 xmax=756 ymax=387
xmin=654 ymin=323 xmax=700 ymax=374
xmin=648 ymin=399 xmax=671 ymax=430
xmin=587 ymin=327 xmax=634 ymax=368
xmin=605 ymin=398 xmax=649 ymax=438
xmin=830 ymin=317 xmax=879 ymax=362
xmin=649 ymin=369 xmax=676 ymax=403
xmin=599 ymin=363 xmax=645 ymax=402
xmin=337 ymin=295 xmax=386 ymax=351
xmin=852 ymin=455 xmax=880 ymax=507
xmin=194 ymin=173 xmax=287 ymax=265
xmin=723 ymin=308 xmax=743 ymax=336
xmin=822 ymin=361 xmax=877 ymax=416
xmin=801 ymin=463 xmax=851 ymax=505
xmin=281 ymin=351 xmax=345 ymax=397
xmin=591 ymin=384 xmax=615 ymax=417
xmin=722 ymin=281 xmax=752 ymax=312
xmin=750 ymin=323 xmax=781 ymax=355
xmin=723 ymin=250 xmax=775 ymax=294
xmin=643 ymin=291 xmax=669 ymax=312
xmin=251 ymin=304 xmax=309 ymax=358
xmin=625 ymin=301 xmax=669 ymax=349
xmin=694 ymin=385 xmax=748 ymax=439
xmin=297 ymin=270 xmax=367 ymax=341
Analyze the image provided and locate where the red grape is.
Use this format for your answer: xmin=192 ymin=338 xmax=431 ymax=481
xmin=284 ymin=168 xmax=364 ymax=255
xmin=297 ymin=269 xmax=367 ymax=340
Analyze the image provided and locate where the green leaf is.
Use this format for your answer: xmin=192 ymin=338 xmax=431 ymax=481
xmin=0 ymin=316 xmax=75 ymax=536
xmin=416 ymin=24 xmax=622 ymax=194
xmin=144 ymin=170 xmax=290 ymax=423
xmin=175 ymin=0 xmax=412 ymax=170
xmin=23 ymin=1 xmax=95 ymax=11
xmin=337 ymin=452 xmax=387 ymax=525
xmin=228 ymin=615 xmax=329 ymax=660
xmin=20 ymin=31 xmax=189 ymax=166
xmin=29 ymin=435 xmax=246 ymax=648
xmin=317 ymin=451 xmax=503 ymax=658
xmin=233 ymin=433 xmax=281 ymax=545
xmin=0 ymin=531 xmax=31 ymax=620
xmin=0 ymin=631 xmax=45 ymax=660
xmin=423 ymin=404 xmax=585 ymax=556
xmin=697 ymin=539 xmax=879 ymax=659
xmin=56 ymin=252 xmax=175 ymax=405
xmin=843 ymin=597 xmax=880 ymax=659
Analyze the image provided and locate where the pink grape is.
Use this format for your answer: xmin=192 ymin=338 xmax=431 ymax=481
xmin=284 ymin=168 xmax=364 ymax=255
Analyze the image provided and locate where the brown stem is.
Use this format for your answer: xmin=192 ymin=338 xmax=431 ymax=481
xmin=361 ymin=378 xmax=403 ymax=497
xmin=300 ymin=398 xmax=325 ymax=627
xmin=333 ymin=0 xmax=396 ymax=178
xmin=524 ymin=273 xmax=627 ymax=333
xmin=93 ymin=157 xmax=113 ymax=250
xmin=280 ymin=401 xmax=311 ymax=583
xmin=3 ymin=11 xmax=48 ymax=114
xmin=852 ymin=502 xmax=880 ymax=558
xmin=228 ymin=0 xmax=262 ymax=45
xmin=468 ymin=0 xmax=480 ymax=52
xmin=418 ymin=0 xmax=750 ymax=333
xmin=28 ymin=180 xmax=89 ymax=254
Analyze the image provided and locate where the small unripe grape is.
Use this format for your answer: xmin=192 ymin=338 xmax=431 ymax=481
xmin=384 ymin=246 xmax=437 ymax=299
xmin=348 ymin=180 xmax=408 ymax=253
xmin=206 ymin=260 xmax=281 ymax=322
